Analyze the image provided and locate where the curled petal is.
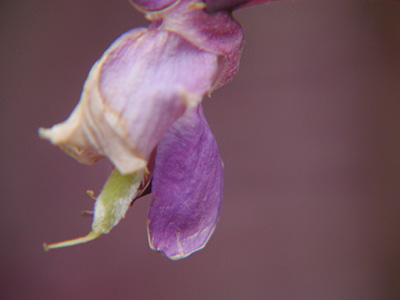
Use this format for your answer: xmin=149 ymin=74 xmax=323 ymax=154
xmin=40 ymin=27 xmax=219 ymax=175
xmin=148 ymin=105 xmax=223 ymax=260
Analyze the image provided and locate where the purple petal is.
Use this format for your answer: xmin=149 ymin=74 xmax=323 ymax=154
xmin=40 ymin=26 xmax=220 ymax=175
xmin=99 ymin=28 xmax=219 ymax=168
xmin=147 ymin=0 xmax=244 ymax=91
xmin=148 ymin=105 xmax=223 ymax=260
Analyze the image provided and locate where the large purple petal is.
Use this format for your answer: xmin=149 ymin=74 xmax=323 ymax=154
xmin=99 ymin=28 xmax=219 ymax=170
xmin=39 ymin=27 xmax=220 ymax=175
xmin=148 ymin=105 xmax=223 ymax=260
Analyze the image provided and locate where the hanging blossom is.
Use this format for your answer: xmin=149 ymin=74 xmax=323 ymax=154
xmin=40 ymin=0 xmax=274 ymax=260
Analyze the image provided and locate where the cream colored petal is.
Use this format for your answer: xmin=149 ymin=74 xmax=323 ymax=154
xmin=39 ymin=28 xmax=149 ymax=174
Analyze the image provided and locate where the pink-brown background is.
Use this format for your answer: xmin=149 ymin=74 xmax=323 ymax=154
xmin=1 ymin=0 xmax=400 ymax=299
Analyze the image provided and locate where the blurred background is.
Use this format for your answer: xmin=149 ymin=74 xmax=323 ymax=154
xmin=1 ymin=0 xmax=400 ymax=299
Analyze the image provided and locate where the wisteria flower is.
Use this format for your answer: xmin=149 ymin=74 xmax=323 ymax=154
xmin=40 ymin=0 xmax=246 ymax=259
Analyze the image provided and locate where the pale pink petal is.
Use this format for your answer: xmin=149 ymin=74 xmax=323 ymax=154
xmin=40 ymin=27 xmax=220 ymax=175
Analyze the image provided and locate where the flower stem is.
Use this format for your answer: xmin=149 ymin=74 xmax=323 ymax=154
xmin=43 ymin=231 xmax=102 ymax=251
